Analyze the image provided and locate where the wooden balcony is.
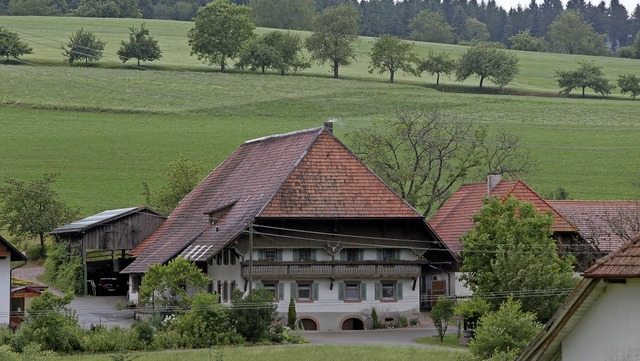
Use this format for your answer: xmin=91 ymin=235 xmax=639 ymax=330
xmin=240 ymin=261 xmax=422 ymax=279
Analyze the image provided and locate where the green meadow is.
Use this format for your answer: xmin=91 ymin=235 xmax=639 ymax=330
xmin=0 ymin=16 xmax=639 ymax=215
xmin=51 ymin=345 xmax=462 ymax=361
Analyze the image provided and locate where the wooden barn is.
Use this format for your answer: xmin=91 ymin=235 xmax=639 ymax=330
xmin=51 ymin=207 xmax=165 ymax=295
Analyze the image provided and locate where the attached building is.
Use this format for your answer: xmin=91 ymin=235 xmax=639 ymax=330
xmin=0 ymin=235 xmax=28 ymax=326
xmin=122 ymin=126 xmax=456 ymax=330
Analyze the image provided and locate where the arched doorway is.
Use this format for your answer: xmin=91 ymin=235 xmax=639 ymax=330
xmin=341 ymin=317 xmax=364 ymax=330
xmin=300 ymin=318 xmax=318 ymax=330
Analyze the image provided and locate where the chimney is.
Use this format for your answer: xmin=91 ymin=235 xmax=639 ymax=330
xmin=487 ymin=173 xmax=502 ymax=195
xmin=323 ymin=121 xmax=334 ymax=134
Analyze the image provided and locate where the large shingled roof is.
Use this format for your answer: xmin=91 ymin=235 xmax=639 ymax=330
xmin=583 ymin=234 xmax=640 ymax=278
xmin=123 ymin=127 xmax=424 ymax=273
xmin=429 ymin=179 xmax=577 ymax=254
xmin=547 ymin=200 xmax=639 ymax=252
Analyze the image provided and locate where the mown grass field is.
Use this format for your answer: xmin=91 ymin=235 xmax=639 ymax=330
xmin=52 ymin=345 xmax=463 ymax=361
xmin=0 ymin=16 xmax=639 ymax=215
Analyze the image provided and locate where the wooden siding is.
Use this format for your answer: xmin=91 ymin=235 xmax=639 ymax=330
xmin=78 ymin=212 xmax=164 ymax=250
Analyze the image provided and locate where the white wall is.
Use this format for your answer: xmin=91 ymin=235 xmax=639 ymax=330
xmin=563 ymin=279 xmax=640 ymax=361
xmin=208 ymin=258 xmax=243 ymax=304
xmin=0 ymin=257 xmax=10 ymax=325
xmin=453 ymin=272 xmax=474 ymax=297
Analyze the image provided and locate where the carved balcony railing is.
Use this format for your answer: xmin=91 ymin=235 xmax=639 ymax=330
xmin=240 ymin=261 xmax=421 ymax=279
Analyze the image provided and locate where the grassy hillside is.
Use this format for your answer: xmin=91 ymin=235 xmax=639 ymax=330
xmin=0 ymin=16 xmax=638 ymax=215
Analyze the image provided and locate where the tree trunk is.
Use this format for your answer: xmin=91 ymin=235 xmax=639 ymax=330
xmin=390 ymin=70 xmax=395 ymax=83
xmin=138 ymin=59 xmax=140 ymax=66
xmin=39 ymin=233 xmax=45 ymax=254
xmin=262 ymin=65 xmax=265 ymax=74
xmin=220 ymin=57 xmax=225 ymax=73
xmin=436 ymin=73 xmax=440 ymax=85
xmin=582 ymin=86 xmax=586 ymax=98
xmin=479 ymin=76 xmax=484 ymax=89
xmin=333 ymin=59 xmax=339 ymax=79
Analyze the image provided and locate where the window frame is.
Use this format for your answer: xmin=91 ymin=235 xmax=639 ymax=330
xmin=381 ymin=280 xmax=397 ymax=302
xmin=264 ymin=249 xmax=277 ymax=262
xmin=296 ymin=281 xmax=313 ymax=302
xmin=297 ymin=248 xmax=312 ymax=262
xmin=261 ymin=280 xmax=279 ymax=302
xmin=344 ymin=281 xmax=360 ymax=302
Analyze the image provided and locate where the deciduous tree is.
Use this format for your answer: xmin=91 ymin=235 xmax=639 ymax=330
xmin=0 ymin=26 xmax=33 ymax=62
xmin=464 ymin=18 xmax=490 ymax=42
xmin=0 ymin=173 xmax=77 ymax=252
xmin=61 ymin=28 xmax=106 ymax=65
xmin=139 ymin=257 xmax=210 ymax=308
xmin=408 ymin=10 xmax=454 ymax=44
xmin=554 ymin=60 xmax=614 ymax=97
xmin=249 ymin=0 xmax=315 ymax=30
xmin=187 ymin=0 xmax=255 ymax=72
xmin=230 ymin=288 xmax=277 ymax=342
xmin=460 ymin=197 xmax=577 ymax=322
xmin=75 ymin=0 xmax=141 ymax=18
xmin=617 ymin=74 xmax=640 ymax=99
xmin=430 ymin=297 xmax=454 ymax=342
xmin=508 ymin=29 xmax=547 ymax=52
xmin=368 ymin=35 xmax=417 ymax=83
xmin=549 ymin=10 xmax=608 ymax=55
xmin=349 ymin=110 xmax=531 ymax=217
xmin=237 ymin=31 xmax=309 ymax=74
xmin=417 ymin=51 xmax=456 ymax=85
xmin=305 ymin=4 xmax=359 ymax=79
xmin=456 ymin=42 xmax=519 ymax=88
xmin=117 ymin=23 xmax=162 ymax=66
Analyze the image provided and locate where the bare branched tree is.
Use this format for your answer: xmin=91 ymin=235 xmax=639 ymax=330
xmin=349 ymin=110 xmax=532 ymax=217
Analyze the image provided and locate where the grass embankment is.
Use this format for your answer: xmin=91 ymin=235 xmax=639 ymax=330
xmin=415 ymin=334 xmax=466 ymax=349
xmin=52 ymin=345 xmax=462 ymax=361
xmin=0 ymin=16 xmax=638 ymax=215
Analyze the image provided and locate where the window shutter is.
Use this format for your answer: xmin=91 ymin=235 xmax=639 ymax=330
xmin=375 ymin=282 xmax=381 ymax=300
xmin=311 ymin=249 xmax=317 ymax=261
xmin=340 ymin=250 xmax=346 ymax=261
xmin=360 ymin=282 xmax=367 ymax=300
xmin=290 ymin=282 xmax=297 ymax=299
xmin=394 ymin=249 xmax=400 ymax=260
xmin=276 ymin=250 xmax=283 ymax=261
xmin=358 ymin=249 xmax=364 ymax=261
xmin=292 ymin=249 xmax=299 ymax=261
xmin=278 ymin=283 xmax=284 ymax=301
xmin=338 ymin=282 xmax=345 ymax=300
xmin=397 ymin=282 xmax=403 ymax=300
xmin=258 ymin=250 xmax=264 ymax=261
xmin=376 ymin=249 xmax=383 ymax=261
xmin=313 ymin=282 xmax=319 ymax=301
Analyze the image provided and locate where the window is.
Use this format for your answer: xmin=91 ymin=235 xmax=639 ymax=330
xmin=264 ymin=249 xmax=277 ymax=261
xmin=262 ymin=281 xmax=278 ymax=301
xmin=342 ymin=249 xmax=361 ymax=261
xmin=223 ymin=250 xmax=229 ymax=265
xmin=381 ymin=281 xmax=396 ymax=301
xmin=297 ymin=281 xmax=312 ymax=301
xmin=382 ymin=249 xmax=396 ymax=261
xmin=345 ymin=281 xmax=360 ymax=301
xmin=297 ymin=249 xmax=312 ymax=261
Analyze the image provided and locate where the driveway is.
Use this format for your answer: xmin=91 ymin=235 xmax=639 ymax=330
xmin=70 ymin=295 xmax=135 ymax=329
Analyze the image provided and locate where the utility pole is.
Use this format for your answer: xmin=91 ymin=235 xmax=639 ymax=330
xmin=248 ymin=223 xmax=254 ymax=291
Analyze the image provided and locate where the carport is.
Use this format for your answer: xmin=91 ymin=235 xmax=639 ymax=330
xmin=51 ymin=207 xmax=165 ymax=295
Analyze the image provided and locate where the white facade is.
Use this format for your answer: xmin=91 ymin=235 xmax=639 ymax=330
xmin=0 ymin=256 xmax=10 ymax=325
xmin=562 ymin=279 xmax=640 ymax=361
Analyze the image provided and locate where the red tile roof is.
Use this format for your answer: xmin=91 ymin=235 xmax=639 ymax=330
xmin=583 ymin=235 xmax=640 ymax=278
xmin=429 ymin=180 xmax=577 ymax=254
xmin=124 ymin=127 xmax=424 ymax=273
xmin=259 ymin=131 xmax=421 ymax=219
xmin=547 ymin=200 xmax=640 ymax=252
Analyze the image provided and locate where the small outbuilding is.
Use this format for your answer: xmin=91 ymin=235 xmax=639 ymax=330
xmin=0 ymin=235 xmax=28 ymax=326
xmin=51 ymin=206 xmax=165 ymax=295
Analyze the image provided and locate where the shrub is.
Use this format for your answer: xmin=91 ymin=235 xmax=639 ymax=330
xmin=287 ymin=298 xmax=296 ymax=328
xmin=25 ymin=243 xmax=45 ymax=260
xmin=617 ymin=46 xmax=636 ymax=58
xmin=44 ymin=242 xmax=83 ymax=294
xmin=151 ymin=330 xmax=186 ymax=350
xmin=430 ymin=297 xmax=454 ymax=342
xmin=455 ymin=297 xmax=490 ymax=331
xmin=267 ymin=324 xmax=305 ymax=344
xmin=82 ymin=326 xmax=138 ymax=353
xmin=395 ymin=316 xmax=409 ymax=328
xmin=170 ymin=292 xmax=233 ymax=348
xmin=409 ymin=318 xmax=419 ymax=326
xmin=132 ymin=320 xmax=155 ymax=348
xmin=469 ymin=297 xmax=542 ymax=360
xmin=230 ymin=289 xmax=277 ymax=343
xmin=371 ymin=308 xmax=383 ymax=329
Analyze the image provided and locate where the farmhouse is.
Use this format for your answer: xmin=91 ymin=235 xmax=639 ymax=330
xmin=0 ymin=235 xmax=28 ymax=326
xmin=122 ymin=125 xmax=457 ymax=330
xmin=517 ymin=234 xmax=640 ymax=361
xmin=51 ymin=207 xmax=165 ymax=295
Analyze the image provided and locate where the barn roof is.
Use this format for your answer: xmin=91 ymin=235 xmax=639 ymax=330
xmin=429 ymin=179 xmax=577 ymax=254
xmin=583 ymin=235 xmax=640 ymax=278
xmin=547 ymin=200 xmax=639 ymax=252
xmin=50 ymin=206 xmax=164 ymax=235
xmin=123 ymin=127 xmax=431 ymax=273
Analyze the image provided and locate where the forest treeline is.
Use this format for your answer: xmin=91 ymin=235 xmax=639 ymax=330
xmin=2 ymin=0 xmax=640 ymax=52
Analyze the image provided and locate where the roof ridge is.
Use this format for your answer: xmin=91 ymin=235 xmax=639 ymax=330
xmin=244 ymin=127 xmax=323 ymax=144
xmin=583 ymin=235 xmax=640 ymax=277
xmin=514 ymin=180 xmax=578 ymax=232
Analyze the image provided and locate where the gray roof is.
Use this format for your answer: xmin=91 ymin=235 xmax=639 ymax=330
xmin=50 ymin=206 xmax=163 ymax=234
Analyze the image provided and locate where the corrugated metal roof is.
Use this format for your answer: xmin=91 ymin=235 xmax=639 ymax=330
xmin=429 ymin=179 xmax=577 ymax=254
xmin=50 ymin=206 xmax=161 ymax=234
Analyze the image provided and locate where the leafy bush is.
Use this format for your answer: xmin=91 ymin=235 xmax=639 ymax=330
xmin=455 ymin=297 xmax=490 ymax=331
xmin=12 ymin=291 xmax=83 ymax=353
xmin=151 ymin=330 xmax=186 ymax=350
xmin=230 ymin=289 xmax=277 ymax=342
xmin=430 ymin=297 xmax=454 ymax=342
xmin=395 ymin=316 xmax=409 ymax=328
xmin=44 ymin=242 xmax=83 ymax=294
xmin=617 ymin=46 xmax=636 ymax=58
xmin=170 ymin=292 xmax=235 ymax=348
xmin=409 ymin=318 xmax=419 ymax=326
xmin=0 ymin=343 xmax=54 ymax=361
xmin=25 ymin=243 xmax=45 ymax=260
xmin=469 ymin=297 xmax=541 ymax=360
xmin=132 ymin=320 xmax=155 ymax=348
xmin=82 ymin=326 xmax=139 ymax=353
xmin=267 ymin=324 xmax=305 ymax=344
xmin=371 ymin=308 xmax=384 ymax=329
